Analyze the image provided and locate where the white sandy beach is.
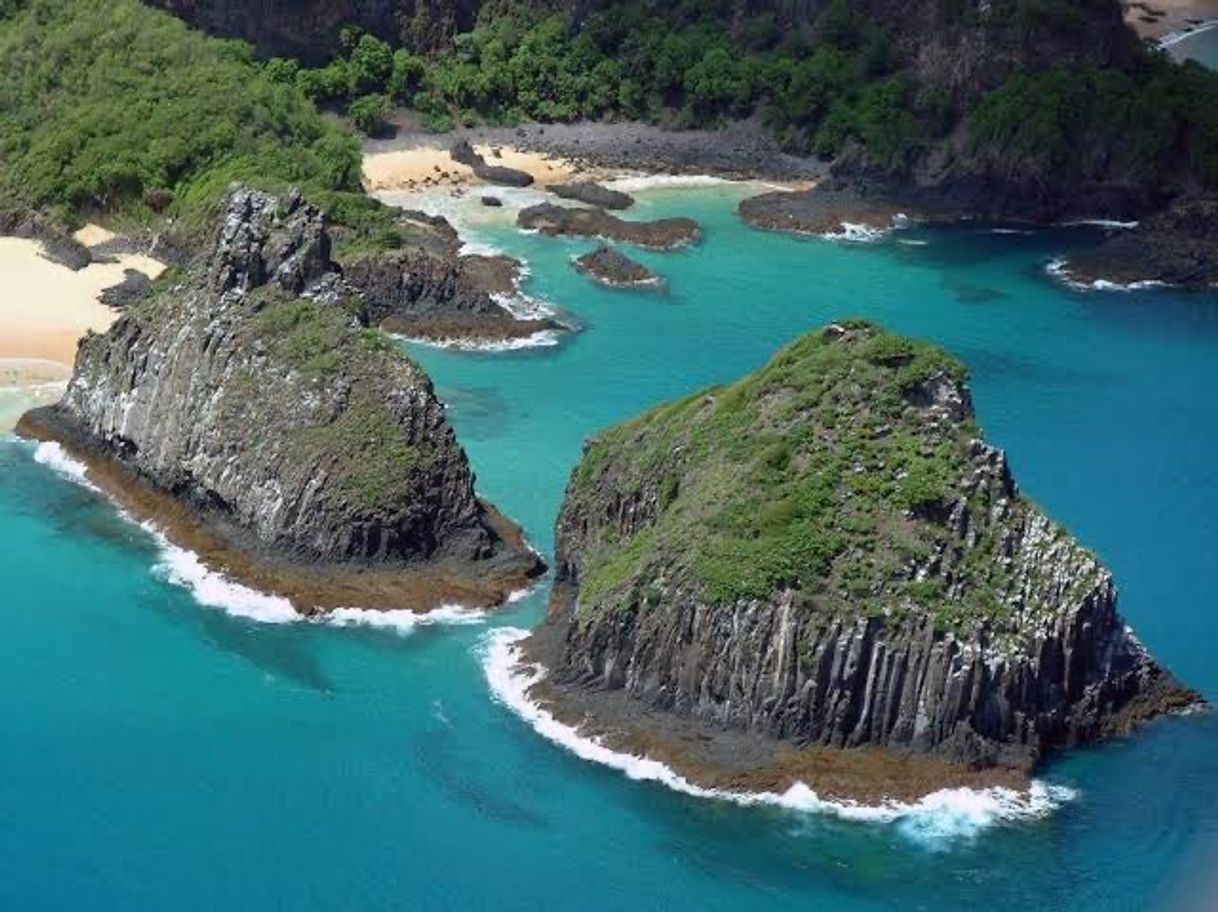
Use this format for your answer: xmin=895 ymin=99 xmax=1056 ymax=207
xmin=0 ymin=233 xmax=164 ymax=429
xmin=363 ymin=143 xmax=606 ymax=193
xmin=1126 ymin=0 xmax=1218 ymax=38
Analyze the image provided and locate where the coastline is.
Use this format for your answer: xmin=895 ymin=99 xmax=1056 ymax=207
xmin=1125 ymin=0 xmax=1218 ymax=40
xmin=363 ymin=118 xmax=825 ymax=195
xmin=485 ymin=628 xmax=1075 ymax=831
xmin=16 ymin=406 xmax=543 ymax=617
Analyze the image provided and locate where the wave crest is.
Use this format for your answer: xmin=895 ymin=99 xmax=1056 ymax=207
xmin=481 ymin=626 xmax=1076 ymax=844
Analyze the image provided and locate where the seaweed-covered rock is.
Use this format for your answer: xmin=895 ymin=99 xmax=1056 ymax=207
xmin=527 ymin=322 xmax=1197 ymax=789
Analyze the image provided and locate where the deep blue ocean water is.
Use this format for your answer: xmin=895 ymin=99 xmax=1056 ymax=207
xmin=3 ymin=183 xmax=1218 ymax=910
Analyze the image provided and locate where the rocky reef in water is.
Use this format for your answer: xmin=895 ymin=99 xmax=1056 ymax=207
xmin=519 ymin=203 xmax=700 ymax=250
xmin=572 ymin=244 xmax=659 ymax=288
xmin=450 ymin=139 xmax=534 ymax=187
xmin=523 ymin=322 xmax=1198 ymax=798
xmin=18 ymin=186 xmax=544 ymax=614
xmin=551 ymin=181 xmax=634 ymax=210
xmin=1061 ymin=196 xmax=1218 ymax=289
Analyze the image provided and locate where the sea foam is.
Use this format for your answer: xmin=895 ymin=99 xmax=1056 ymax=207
xmin=1046 ymin=258 xmax=1167 ymax=292
xmin=481 ymin=626 xmax=1076 ymax=844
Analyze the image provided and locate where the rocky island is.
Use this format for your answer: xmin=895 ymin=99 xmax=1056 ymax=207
xmin=572 ymin=245 xmax=660 ymax=289
xmin=520 ymin=322 xmax=1197 ymax=800
xmin=17 ymin=187 xmax=545 ymax=615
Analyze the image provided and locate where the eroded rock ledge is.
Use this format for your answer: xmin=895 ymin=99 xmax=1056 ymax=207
xmin=519 ymin=203 xmax=700 ymax=250
xmin=522 ymin=321 xmax=1198 ymax=800
xmin=18 ymin=186 xmax=544 ymax=614
xmin=1062 ymin=195 xmax=1218 ymax=289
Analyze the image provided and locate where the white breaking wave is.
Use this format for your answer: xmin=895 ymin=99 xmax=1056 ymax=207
xmin=327 ymin=603 xmax=488 ymax=633
xmin=822 ymin=222 xmax=889 ymax=243
xmin=33 ymin=440 xmax=98 ymax=490
xmin=25 ymin=441 xmax=521 ymax=631
xmin=1046 ymin=258 xmax=1167 ymax=292
xmin=606 ymin=174 xmax=731 ymax=193
xmin=391 ymin=328 xmax=563 ymax=353
xmin=1058 ymin=218 xmax=1139 ymax=229
xmin=481 ymin=627 xmax=1076 ymax=843
xmin=1160 ymin=19 xmax=1218 ymax=48
xmin=149 ymin=531 xmax=301 ymax=624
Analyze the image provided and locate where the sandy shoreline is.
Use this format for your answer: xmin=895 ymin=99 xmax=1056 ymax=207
xmin=0 ymin=235 xmax=165 ymax=365
xmin=363 ymin=118 xmax=825 ymax=194
xmin=363 ymin=143 xmax=608 ymax=193
xmin=1126 ymin=0 xmax=1218 ymax=39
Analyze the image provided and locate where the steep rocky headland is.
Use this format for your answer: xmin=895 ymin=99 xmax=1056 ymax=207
xmin=519 ymin=203 xmax=700 ymax=251
xmin=17 ymin=187 xmax=544 ymax=614
xmin=522 ymin=322 xmax=1197 ymax=800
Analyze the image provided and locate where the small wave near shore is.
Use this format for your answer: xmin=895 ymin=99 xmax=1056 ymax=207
xmin=481 ymin=626 xmax=1077 ymax=845
xmin=27 ymin=439 xmax=522 ymax=631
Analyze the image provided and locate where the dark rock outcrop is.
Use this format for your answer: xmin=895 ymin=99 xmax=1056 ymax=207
xmin=1062 ymin=196 xmax=1218 ymax=289
xmin=346 ymin=249 xmax=566 ymax=344
xmin=572 ymin=244 xmax=659 ymax=288
xmin=450 ymin=139 xmax=534 ymax=187
xmin=551 ymin=181 xmax=634 ymax=210
xmin=147 ymin=0 xmax=481 ymax=62
xmin=519 ymin=203 xmax=700 ymax=250
xmin=527 ymin=322 xmax=1198 ymax=787
xmin=98 ymin=269 xmax=154 ymax=308
xmin=738 ymin=187 xmax=925 ymax=236
xmin=18 ymin=186 xmax=543 ymax=613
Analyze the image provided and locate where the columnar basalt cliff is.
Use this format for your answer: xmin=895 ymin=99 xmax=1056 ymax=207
xmin=525 ymin=323 xmax=1197 ymax=789
xmin=18 ymin=186 xmax=544 ymax=613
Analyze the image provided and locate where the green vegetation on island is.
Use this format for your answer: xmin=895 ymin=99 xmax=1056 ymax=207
xmin=564 ymin=322 xmax=1057 ymax=635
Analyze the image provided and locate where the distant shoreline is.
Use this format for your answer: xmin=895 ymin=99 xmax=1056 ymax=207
xmin=363 ymin=115 xmax=826 ymax=195
xmin=1125 ymin=0 xmax=1218 ymax=40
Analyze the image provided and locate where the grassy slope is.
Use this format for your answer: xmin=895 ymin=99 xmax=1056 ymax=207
xmin=567 ymin=323 xmax=1070 ymax=634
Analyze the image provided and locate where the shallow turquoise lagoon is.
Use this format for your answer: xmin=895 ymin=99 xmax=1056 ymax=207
xmin=3 ymin=183 xmax=1217 ymax=910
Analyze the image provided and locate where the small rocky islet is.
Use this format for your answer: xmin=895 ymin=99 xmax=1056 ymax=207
xmin=18 ymin=187 xmax=545 ymax=615
xmin=519 ymin=202 xmax=700 ymax=251
xmin=522 ymin=321 xmax=1199 ymax=800
xmin=572 ymin=245 xmax=660 ymax=289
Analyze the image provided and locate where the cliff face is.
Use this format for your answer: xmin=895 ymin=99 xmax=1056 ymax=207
xmin=21 ymin=187 xmax=542 ymax=608
xmin=147 ymin=0 xmax=482 ymax=60
xmin=534 ymin=323 xmax=1195 ymax=772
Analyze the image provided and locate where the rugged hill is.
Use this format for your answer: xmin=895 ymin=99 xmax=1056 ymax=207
xmin=18 ymin=187 xmax=544 ymax=613
xmin=525 ymin=322 xmax=1195 ymax=790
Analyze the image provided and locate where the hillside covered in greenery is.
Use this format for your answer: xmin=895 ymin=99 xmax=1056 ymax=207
xmin=286 ymin=0 xmax=1218 ymax=190
xmin=0 ymin=0 xmax=363 ymax=230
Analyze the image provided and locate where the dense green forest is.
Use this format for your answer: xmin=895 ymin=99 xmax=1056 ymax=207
xmin=2 ymin=0 xmax=1217 ymax=230
xmin=0 ymin=0 xmax=363 ymax=229
xmin=292 ymin=0 xmax=1218 ymax=184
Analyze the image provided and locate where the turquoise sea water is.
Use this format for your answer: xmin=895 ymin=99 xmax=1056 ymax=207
xmin=4 ymin=183 xmax=1218 ymax=910
xmin=1168 ymin=23 xmax=1218 ymax=69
